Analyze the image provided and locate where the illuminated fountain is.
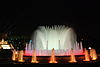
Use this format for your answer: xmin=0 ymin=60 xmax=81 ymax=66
xmin=12 ymin=50 xmax=18 ymax=61
xmin=69 ymin=48 xmax=77 ymax=63
xmin=24 ymin=25 xmax=84 ymax=56
xmin=90 ymin=48 xmax=93 ymax=58
xmin=18 ymin=50 xmax=24 ymax=62
xmin=25 ymin=40 xmax=33 ymax=56
xmin=49 ymin=48 xmax=58 ymax=63
xmin=12 ymin=50 xmax=16 ymax=61
xmin=90 ymin=48 xmax=97 ymax=60
xmin=31 ymin=48 xmax=39 ymax=63
xmin=83 ymin=48 xmax=90 ymax=61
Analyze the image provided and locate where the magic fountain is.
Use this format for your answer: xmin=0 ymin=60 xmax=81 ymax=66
xmin=24 ymin=25 xmax=84 ymax=56
xmin=9 ymin=25 xmax=98 ymax=64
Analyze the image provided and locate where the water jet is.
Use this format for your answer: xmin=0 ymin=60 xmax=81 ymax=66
xmin=18 ymin=50 xmax=24 ymax=62
xmin=49 ymin=48 xmax=58 ymax=63
xmin=31 ymin=48 xmax=39 ymax=63
xmin=83 ymin=48 xmax=90 ymax=61
xmin=69 ymin=48 xmax=77 ymax=63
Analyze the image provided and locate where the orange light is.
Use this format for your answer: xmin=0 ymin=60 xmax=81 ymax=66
xmin=91 ymin=49 xmax=97 ymax=60
xmin=83 ymin=48 xmax=90 ymax=61
xmin=31 ymin=49 xmax=39 ymax=63
xmin=18 ymin=50 xmax=25 ymax=62
xmin=49 ymin=48 xmax=58 ymax=63
xmin=69 ymin=49 xmax=77 ymax=63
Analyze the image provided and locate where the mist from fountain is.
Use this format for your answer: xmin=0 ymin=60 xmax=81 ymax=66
xmin=24 ymin=25 xmax=84 ymax=56
xmin=33 ymin=25 xmax=76 ymax=50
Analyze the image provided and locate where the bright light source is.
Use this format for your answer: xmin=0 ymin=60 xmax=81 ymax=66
xmin=1 ymin=45 xmax=11 ymax=49
xmin=15 ymin=51 xmax=18 ymax=54
xmin=88 ymin=47 xmax=91 ymax=50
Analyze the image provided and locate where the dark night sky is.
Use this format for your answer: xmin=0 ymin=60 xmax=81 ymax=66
xmin=0 ymin=1 xmax=100 ymax=49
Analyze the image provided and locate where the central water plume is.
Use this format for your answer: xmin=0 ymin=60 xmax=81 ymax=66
xmin=25 ymin=25 xmax=84 ymax=56
xmin=33 ymin=25 xmax=76 ymax=50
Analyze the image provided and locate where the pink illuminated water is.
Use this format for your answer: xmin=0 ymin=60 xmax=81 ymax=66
xmin=24 ymin=26 xmax=84 ymax=56
xmin=24 ymin=41 xmax=84 ymax=56
xmin=24 ymin=49 xmax=84 ymax=56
